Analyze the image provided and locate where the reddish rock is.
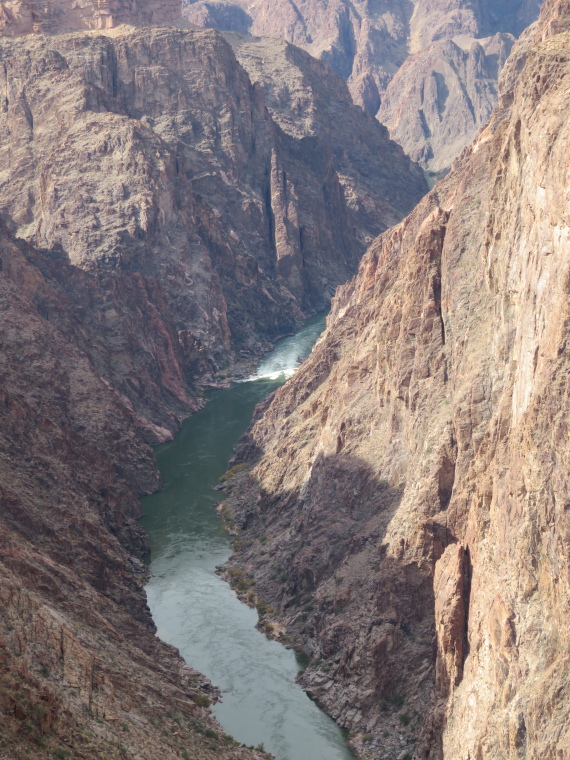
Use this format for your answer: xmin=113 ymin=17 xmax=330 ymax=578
xmin=225 ymin=1 xmax=570 ymax=757
xmin=184 ymin=0 xmax=543 ymax=170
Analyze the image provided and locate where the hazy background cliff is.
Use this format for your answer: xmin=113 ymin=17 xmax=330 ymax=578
xmin=184 ymin=0 xmax=544 ymax=172
xmin=223 ymin=1 xmax=570 ymax=758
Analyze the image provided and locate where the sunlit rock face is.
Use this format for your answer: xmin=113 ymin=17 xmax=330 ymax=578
xmin=223 ymin=1 xmax=570 ymax=757
xmin=0 ymin=24 xmax=426 ymax=372
xmin=184 ymin=0 xmax=543 ymax=170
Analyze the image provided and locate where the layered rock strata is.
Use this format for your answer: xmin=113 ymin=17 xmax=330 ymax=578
xmin=0 ymin=24 xmax=426 ymax=372
xmin=223 ymin=1 xmax=570 ymax=757
xmin=184 ymin=0 xmax=543 ymax=171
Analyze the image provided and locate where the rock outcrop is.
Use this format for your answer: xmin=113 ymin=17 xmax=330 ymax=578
xmin=184 ymin=0 xmax=543 ymax=171
xmin=0 ymin=24 xmax=426 ymax=373
xmin=223 ymin=0 xmax=570 ymax=757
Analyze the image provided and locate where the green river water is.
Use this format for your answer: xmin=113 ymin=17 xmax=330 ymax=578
xmin=140 ymin=312 xmax=356 ymax=760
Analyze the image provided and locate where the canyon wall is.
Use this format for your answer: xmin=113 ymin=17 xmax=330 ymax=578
xmin=0 ymin=223 xmax=268 ymax=760
xmin=224 ymin=1 xmax=570 ymax=758
xmin=0 ymin=24 xmax=426 ymax=375
xmin=184 ymin=0 xmax=543 ymax=171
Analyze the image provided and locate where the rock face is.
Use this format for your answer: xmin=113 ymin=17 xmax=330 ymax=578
xmin=0 ymin=223 xmax=266 ymax=760
xmin=0 ymin=24 xmax=426 ymax=372
xmin=0 ymin=0 xmax=180 ymax=35
xmin=378 ymin=32 xmax=515 ymax=172
xmin=224 ymin=0 xmax=570 ymax=757
xmin=184 ymin=0 xmax=543 ymax=171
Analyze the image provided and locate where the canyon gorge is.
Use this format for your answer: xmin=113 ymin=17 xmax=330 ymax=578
xmin=222 ymin=0 xmax=570 ymax=757
xmin=0 ymin=0 xmax=569 ymax=758
xmin=0 ymin=0 xmax=424 ymax=756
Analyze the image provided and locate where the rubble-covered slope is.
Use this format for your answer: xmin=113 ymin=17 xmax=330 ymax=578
xmin=223 ymin=1 xmax=570 ymax=757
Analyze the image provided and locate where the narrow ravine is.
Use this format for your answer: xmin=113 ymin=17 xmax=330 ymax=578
xmin=140 ymin=313 xmax=356 ymax=760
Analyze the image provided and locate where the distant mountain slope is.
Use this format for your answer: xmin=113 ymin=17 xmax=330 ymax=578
xmin=184 ymin=0 xmax=543 ymax=171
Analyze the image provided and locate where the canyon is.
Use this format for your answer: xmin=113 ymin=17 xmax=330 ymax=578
xmin=222 ymin=0 xmax=570 ymax=758
xmin=184 ymin=0 xmax=543 ymax=171
xmin=0 ymin=2 xmax=426 ymax=759
xmin=0 ymin=0 xmax=568 ymax=758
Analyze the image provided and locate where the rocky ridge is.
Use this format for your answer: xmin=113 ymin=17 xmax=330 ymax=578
xmin=223 ymin=0 xmax=570 ymax=757
xmin=183 ymin=0 xmax=543 ymax=171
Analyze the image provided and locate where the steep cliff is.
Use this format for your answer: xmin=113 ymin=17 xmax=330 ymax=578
xmin=184 ymin=0 xmax=543 ymax=171
xmin=224 ymin=1 xmax=570 ymax=758
xmin=0 ymin=24 xmax=426 ymax=373
xmin=378 ymin=32 xmax=515 ymax=173
xmin=223 ymin=31 xmax=427 ymax=243
xmin=0 ymin=223 xmax=268 ymax=760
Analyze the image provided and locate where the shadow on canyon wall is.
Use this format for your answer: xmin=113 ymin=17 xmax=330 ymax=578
xmin=226 ymin=445 xmax=446 ymax=743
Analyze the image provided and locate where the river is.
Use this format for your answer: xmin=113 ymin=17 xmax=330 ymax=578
xmin=140 ymin=312 xmax=356 ymax=760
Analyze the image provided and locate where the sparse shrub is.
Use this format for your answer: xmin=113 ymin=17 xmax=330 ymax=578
xmin=380 ymin=691 xmax=405 ymax=711
xmin=193 ymin=693 xmax=211 ymax=708
xmin=398 ymin=712 xmax=411 ymax=727
xmin=362 ymin=733 xmax=373 ymax=743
